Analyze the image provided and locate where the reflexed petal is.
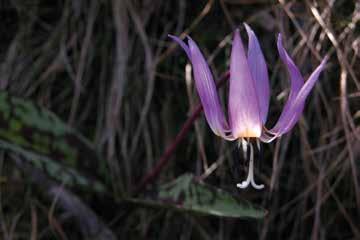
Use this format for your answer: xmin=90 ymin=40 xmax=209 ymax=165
xmin=259 ymin=130 xmax=277 ymax=143
xmin=229 ymin=29 xmax=262 ymax=138
xmin=277 ymin=57 xmax=328 ymax=134
xmin=266 ymin=57 xmax=327 ymax=138
xmin=169 ymin=35 xmax=233 ymax=139
xmin=271 ymin=34 xmax=305 ymax=134
xmin=244 ymin=23 xmax=270 ymax=124
xmin=168 ymin=34 xmax=191 ymax=59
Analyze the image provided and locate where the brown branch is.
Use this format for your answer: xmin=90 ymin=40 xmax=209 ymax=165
xmin=134 ymin=71 xmax=230 ymax=195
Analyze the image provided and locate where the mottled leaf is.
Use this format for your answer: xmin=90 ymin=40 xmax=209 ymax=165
xmin=0 ymin=91 xmax=107 ymax=193
xmin=129 ymin=174 xmax=266 ymax=218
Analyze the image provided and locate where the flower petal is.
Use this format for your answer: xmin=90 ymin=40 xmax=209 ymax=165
xmin=277 ymin=57 xmax=328 ymax=134
xmin=267 ymin=56 xmax=327 ymax=138
xmin=267 ymin=34 xmax=305 ymax=135
xmin=244 ymin=23 xmax=270 ymax=124
xmin=259 ymin=128 xmax=277 ymax=143
xmin=229 ymin=29 xmax=262 ymax=138
xmin=169 ymin=35 xmax=233 ymax=139
xmin=168 ymin=34 xmax=191 ymax=59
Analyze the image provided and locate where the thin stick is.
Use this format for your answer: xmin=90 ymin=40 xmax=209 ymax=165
xmin=133 ymin=71 xmax=230 ymax=195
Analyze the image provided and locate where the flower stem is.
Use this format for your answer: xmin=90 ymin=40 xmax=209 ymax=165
xmin=133 ymin=71 xmax=230 ymax=195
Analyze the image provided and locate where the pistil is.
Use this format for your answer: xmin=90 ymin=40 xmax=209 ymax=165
xmin=237 ymin=140 xmax=264 ymax=189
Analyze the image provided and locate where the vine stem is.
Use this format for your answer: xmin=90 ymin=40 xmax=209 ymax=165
xmin=133 ymin=71 xmax=230 ymax=195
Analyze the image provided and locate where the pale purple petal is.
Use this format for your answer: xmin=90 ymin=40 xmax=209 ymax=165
xmin=172 ymin=36 xmax=232 ymax=139
xmin=259 ymin=129 xmax=277 ymax=143
xmin=168 ymin=34 xmax=191 ymax=59
xmin=244 ymin=23 xmax=270 ymax=124
xmin=269 ymin=34 xmax=305 ymax=134
xmin=169 ymin=35 xmax=234 ymax=140
xmin=228 ymin=29 xmax=262 ymax=138
xmin=277 ymin=57 xmax=328 ymax=134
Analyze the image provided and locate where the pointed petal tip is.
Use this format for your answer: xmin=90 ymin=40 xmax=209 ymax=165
xmin=187 ymin=36 xmax=196 ymax=45
xmin=168 ymin=34 xmax=180 ymax=39
xmin=168 ymin=34 xmax=191 ymax=59
xmin=168 ymin=34 xmax=182 ymax=43
xmin=187 ymin=36 xmax=199 ymax=53
xmin=187 ymin=36 xmax=200 ymax=50
xmin=233 ymin=28 xmax=242 ymax=42
xmin=314 ymin=55 xmax=328 ymax=73
xmin=277 ymin=34 xmax=284 ymax=49
xmin=234 ymin=28 xmax=240 ymax=37
xmin=168 ymin=34 xmax=189 ymax=42
xmin=322 ymin=55 xmax=329 ymax=64
xmin=243 ymin=23 xmax=252 ymax=33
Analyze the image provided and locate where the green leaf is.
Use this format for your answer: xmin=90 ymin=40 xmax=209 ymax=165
xmin=0 ymin=91 xmax=107 ymax=193
xmin=129 ymin=174 xmax=267 ymax=218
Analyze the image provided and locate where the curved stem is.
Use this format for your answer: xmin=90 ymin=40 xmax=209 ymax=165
xmin=133 ymin=71 xmax=230 ymax=195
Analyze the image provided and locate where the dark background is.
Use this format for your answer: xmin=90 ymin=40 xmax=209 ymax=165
xmin=0 ymin=0 xmax=359 ymax=239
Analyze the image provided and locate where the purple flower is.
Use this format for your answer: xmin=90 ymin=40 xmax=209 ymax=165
xmin=169 ymin=23 xmax=327 ymax=189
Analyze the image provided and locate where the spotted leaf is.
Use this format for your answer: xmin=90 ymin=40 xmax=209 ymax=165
xmin=129 ymin=174 xmax=266 ymax=218
xmin=0 ymin=91 xmax=107 ymax=193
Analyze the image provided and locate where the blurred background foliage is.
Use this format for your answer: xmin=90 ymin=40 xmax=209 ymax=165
xmin=0 ymin=0 xmax=359 ymax=239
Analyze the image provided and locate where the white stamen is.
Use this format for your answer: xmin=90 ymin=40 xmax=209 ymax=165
xmin=237 ymin=142 xmax=264 ymax=190
xmin=241 ymin=138 xmax=248 ymax=159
